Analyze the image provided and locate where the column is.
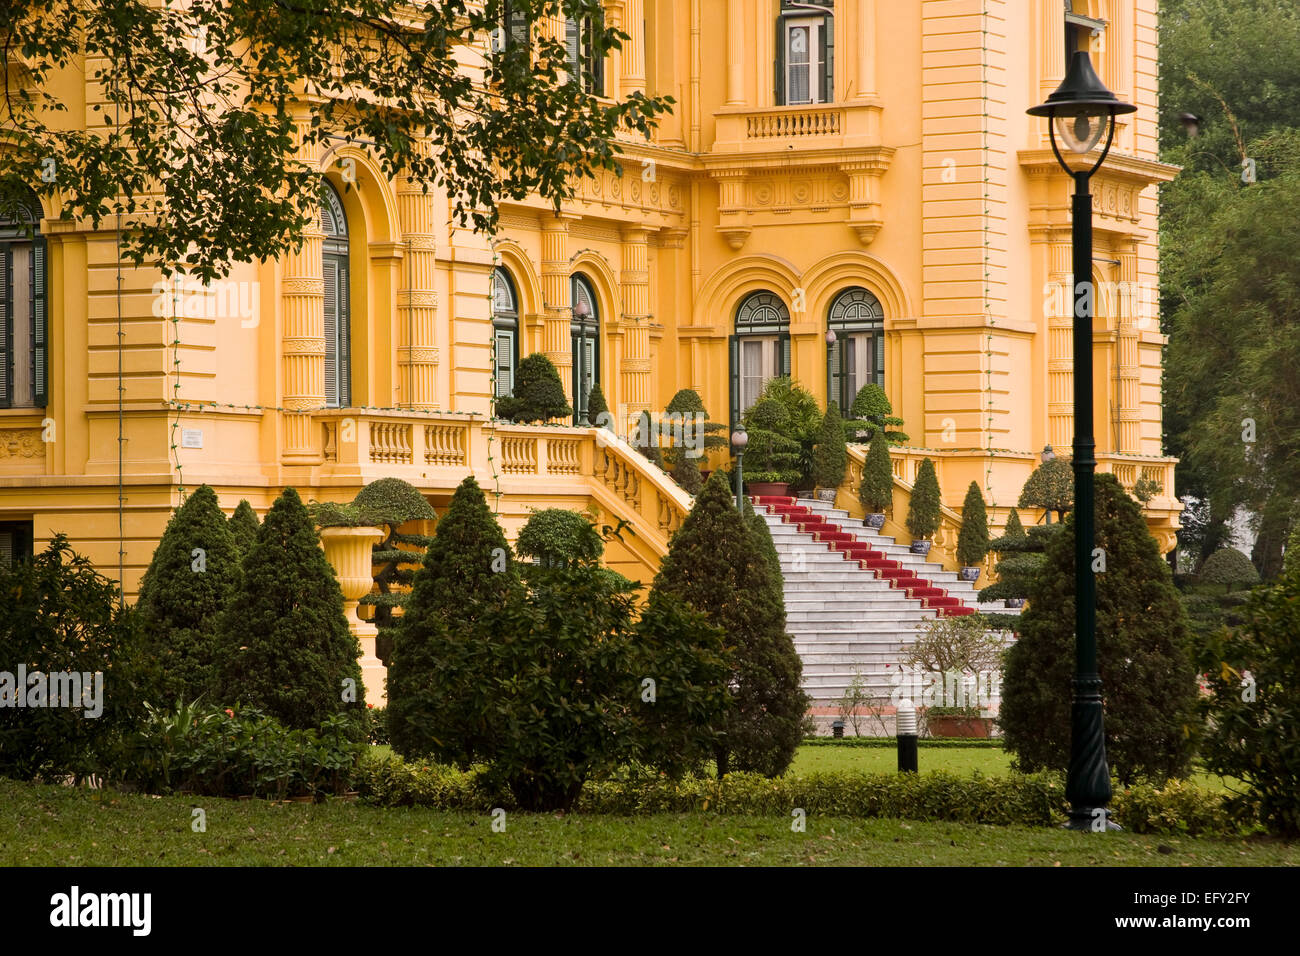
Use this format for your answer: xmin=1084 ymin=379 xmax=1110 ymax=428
xmin=726 ymin=0 xmax=745 ymax=106
xmin=281 ymin=187 xmax=325 ymax=462
xmin=855 ymin=0 xmax=877 ymax=99
xmin=1047 ymin=232 xmax=1073 ymax=451
xmin=541 ymin=214 xmax=574 ymax=404
xmin=397 ymin=172 xmax=439 ymax=409
xmin=620 ymin=227 xmax=652 ymax=428
xmin=1116 ymin=241 xmax=1140 ymax=454
xmin=620 ymin=0 xmax=646 ymax=97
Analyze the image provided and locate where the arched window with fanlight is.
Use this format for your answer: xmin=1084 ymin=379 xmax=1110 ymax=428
xmin=729 ymin=290 xmax=791 ymax=429
xmin=321 ymin=180 xmax=350 ymax=409
xmin=570 ymin=273 xmax=600 ymax=425
xmin=0 ymin=188 xmax=48 ymax=409
xmin=827 ymin=286 xmax=884 ymax=412
xmin=492 ymin=267 xmax=519 ymax=401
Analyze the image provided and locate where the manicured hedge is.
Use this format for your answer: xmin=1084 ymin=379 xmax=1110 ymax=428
xmin=799 ymin=737 xmax=1005 ymax=749
xmin=355 ymin=754 xmax=1246 ymax=834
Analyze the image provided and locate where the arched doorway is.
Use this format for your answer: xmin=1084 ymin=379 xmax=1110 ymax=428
xmin=570 ymin=273 xmax=600 ymax=425
xmin=729 ymin=290 xmax=791 ymax=429
xmin=321 ymin=180 xmax=351 ymax=408
xmin=492 ymin=266 xmax=520 ymax=401
xmin=827 ymin=286 xmax=884 ymax=411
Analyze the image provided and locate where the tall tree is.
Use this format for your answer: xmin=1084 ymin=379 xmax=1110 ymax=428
xmin=1 ymin=0 xmax=671 ymax=279
xmin=227 ymin=500 xmax=260 ymax=556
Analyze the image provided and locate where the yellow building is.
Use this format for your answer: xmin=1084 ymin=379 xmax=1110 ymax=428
xmin=1 ymin=0 xmax=1179 ymax=600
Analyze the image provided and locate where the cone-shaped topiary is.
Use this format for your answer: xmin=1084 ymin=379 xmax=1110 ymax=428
xmin=1197 ymin=547 xmax=1260 ymax=592
xmin=905 ymin=458 xmax=942 ymax=541
xmin=651 ymin=471 xmax=808 ymax=777
xmin=136 ymin=485 xmax=243 ymax=704
xmin=812 ymin=402 xmax=848 ymax=490
xmin=586 ymin=382 xmax=610 ymax=427
xmin=495 ymin=353 xmax=571 ymax=423
xmin=1019 ymin=457 xmax=1074 ymax=523
xmin=999 ymin=474 xmax=1198 ymax=784
xmin=386 ymin=476 xmax=521 ymax=763
xmin=228 ymin=500 xmax=260 ymax=556
xmin=858 ymin=431 xmax=894 ymax=514
xmin=1199 ymin=526 xmax=1300 ymax=835
xmin=845 ymin=383 xmax=909 ymax=444
xmin=353 ymin=478 xmax=437 ymax=666
xmin=215 ymin=487 xmax=363 ymax=733
xmin=956 ymin=481 xmax=990 ymax=567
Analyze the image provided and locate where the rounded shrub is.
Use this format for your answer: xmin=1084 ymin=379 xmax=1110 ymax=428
xmin=1197 ymin=547 xmax=1260 ymax=591
xmin=515 ymin=508 xmax=604 ymax=568
xmin=1019 ymin=457 xmax=1074 ymax=523
xmin=495 ymin=353 xmax=571 ymax=423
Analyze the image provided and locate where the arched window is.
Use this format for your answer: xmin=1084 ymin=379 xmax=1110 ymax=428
xmin=775 ymin=0 xmax=834 ymax=106
xmin=492 ymin=267 xmax=519 ymax=400
xmin=729 ymin=290 xmax=791 ymax=427
xmin=571 ymin=274 xmax=600 ymax=425
xmin=0 ymin=188 xmax=48 ymax=409
xmin=827 ymin=286 xmax=884 ymax=411
xmin=321 ymin=180 xmax=350 ymax=409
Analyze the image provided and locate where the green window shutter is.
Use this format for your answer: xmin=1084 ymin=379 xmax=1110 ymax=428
xmin=778 ymin=331 xmax=791 ymax=378
xmin=588 ymin=16 xmax=605 ymax=96
xmin=729 ymin=333 xmax=741 ymax=432
xmin=821 ymin=14 xmax=834 ymax=103
xmin=0 ymin=245 xmax=9 ymax=408
xmin=338 ymin=259 xmax=351 ymax=408
xmin=323 ymin=257 xmax=338 ymax=408
xmin=827 ymin=334 xmax=841 ymax=409
xmin=566 ymin=18 xmax=581 ymax=82
xmin=495 ymin=330 xmax=514 ymax=397
xmin=32 ymin=238 xmax=47 ymax=407
xmin=874 ymin=332 xmax=884 ymax=387
xmin=775 ymin=19 xmax=786 ymax=105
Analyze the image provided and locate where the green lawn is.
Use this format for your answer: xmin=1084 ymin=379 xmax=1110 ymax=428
xmin=2 ymin=777 xmax=1293 ymax=867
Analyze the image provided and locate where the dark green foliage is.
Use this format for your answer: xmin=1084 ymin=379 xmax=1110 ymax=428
xmin=136 ymin=485 xmax=242 ymax=704
xmin=741 ymin=396 xmax=801 ymax=484
xmin=1198 ymin=526 xmax=1300 ymax=835
xmin=672 ymin=451 xmax=704 ymax=495
xmin=215 ymin=488 xmax=364 ymax=734
xmin=858 ymin=431 xmax=894 ymax=514
xmin=845 ymin=383 xmax=909 ymax=444
xmin=661 ymin=391 xmax=725 ymax=492
xmin=905 ymin=458 xmax=942 ymax=541
xmin=386 ymin=476 xmax=520 ymax=763
xmin=956 ymin=481 xmax=990 ymax=567
xmin=352 ymin=478 xmax=436 ymax=667
xmin=0 ymin=536 xmax=151 ymax=782
xmin=1019 ymin=457 xmax=1074 ymax=522
xmin=978 ymin=521 xmax=1062 ymax=605
xmin=515 ymin=508 xmax=604 ymax=569
xmin=228 ymin=500 xmax=260 ymax=555
xmin=632 ymin=410 xmax=666 ymax=469
xmin=495 ymin=353 xmax=571 ymax=423
xmin=652 ymin=471 xmax=808 ymax=777
xmin=119 ymin=702 xmax=364 ymax=799
xmin=1000 ymin=475 xmax=1199 ymax=785
xmin=586 ymin=382 xmax=610 ymax=426
xmin=812 ymin=403 xmax=848 ymax=489
xmin=753 ymin=377 xmax=821 ymax=491
xmin=1001 ymin=507 xmax=1026 ymax=542
xmin=664 ymin=388 xmax=729 ymax=453
xmin=1198 ymin=547 xmax=1261 ymax=591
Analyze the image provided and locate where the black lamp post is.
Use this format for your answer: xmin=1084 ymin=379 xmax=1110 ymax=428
xmin=731 ymin=425 xmax=748 ymax=512
xmin=1027 ymin=50 xmax=1135 ymax=832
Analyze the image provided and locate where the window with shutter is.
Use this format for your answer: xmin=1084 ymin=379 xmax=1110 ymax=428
xmin=321 ymin=180 xmax=350 ymax=409
xmin=733 ymin=290 xmax=792 ymax=423
xmin=565 ymin=15 xmax=605 ymax=95
xmin=0 ymin=245 xmax=9 ymax=408
xmin=570 ymin=273 xmax=600 ymax=425
xmin=827 ymin=286 xmax=886 ymax=410
xmin=0 ymin=190 xmax=46 ymax=409
xmin=776 ymin=2 xmax=834 ymax=105
xmin=492 ymin=267 xmax=520 ymax=403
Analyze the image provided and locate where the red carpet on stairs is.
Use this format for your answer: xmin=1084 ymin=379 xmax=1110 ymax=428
xmin=754 ymin=496 xmax=976 ymax=618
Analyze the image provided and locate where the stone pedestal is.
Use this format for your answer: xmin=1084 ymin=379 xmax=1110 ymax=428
xmin=320 ymin=525 xmax=385 ymax=707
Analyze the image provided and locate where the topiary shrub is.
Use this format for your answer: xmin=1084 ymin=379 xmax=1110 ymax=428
xmin=586 ymin=382 xmax=610 ymax=427
xmin=651 ymin=471 xmax=808 ymax=777
xmin=228 ymin=500 xmax=260 ymax=555
xmin=515 ymin=508 xmax=604 ymax=569
xmin=632 ymin=409 xmax=666 ymax=470
xmin=812 ymin=402 xmax=848 ymax=490
xmin=1019 ymin=457 xmax=1074 ymax=523
xmin=754 ymin=376 xmax=822 ymax=491
xmin=1197 ymin=547 xmax=1260 ymax=592
xmin=845 ymin=383 xmax=909 ymax=444
xmin=858 ymin=431 xmax=894 ymax=515
xmin=352 ymin=478 xmax=437 ymax=667
xmin=663 ymin=388 xmax=729 ymax=459
xmin=956 ymin=481 xmax=990 ymax=568
xmin=1197 ymin=526 xmax=1300 ymax=836
xmin=386 ymin=476 xmax=521 ymax=764
xmin=906 ymin=458 xmax=942 ymax=542
xmin=999 ymin=474 xmax=1199 ymax=785
xmin=215 ymin=487 xmax=364 ymax=734
xmin=0 ymin=536 xmax=152 ymax=783
xmin=495 ymin=353 xmax=571 ymax=423
xmin=136 ymin=485 xmax=243 ymax=704
xmin=672 ymin=452 xmax=704 ymax=495
xmin=741 ymin=396 xmax=801 ymax=485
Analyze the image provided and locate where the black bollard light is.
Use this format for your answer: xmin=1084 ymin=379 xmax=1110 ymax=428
xmin=896 ymin=699 xmax=918 ymax=773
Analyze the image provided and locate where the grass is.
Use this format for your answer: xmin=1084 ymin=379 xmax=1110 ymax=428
xmin=1 ymin=778 xmax=1294 ymax=866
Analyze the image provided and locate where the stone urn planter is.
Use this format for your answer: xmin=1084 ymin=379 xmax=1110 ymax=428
xmin=959 ymin=566 xmax=981 ymax=583
xmin=910 ymin=539 xmax=933 ymax=557
xmin=926 ymin=714 xmax=994 ymax=738
xmin=319 ymin=525 xmax=385 ymax=708
xmin=817 ymin=488 xmax=838 ymax=503
xmin=746 ymin=481 xmax=790 ymax=498
xmin=862 ymin=513 xmax=887 ymax=531
xmin=1005 ymin=597 xmax=1025 ymax=609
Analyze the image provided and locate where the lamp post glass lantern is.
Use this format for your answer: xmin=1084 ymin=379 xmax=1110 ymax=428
xmin=1027 ymin=50 xmax=1136 ymax=832
xmin=731 ymin=426 xmax=748 ymax=512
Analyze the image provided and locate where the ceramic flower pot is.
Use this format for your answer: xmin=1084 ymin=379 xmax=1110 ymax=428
xmin=862 ymin=513 xmax=887 ymax=530
xmin=960 ymin=566 xmax=981 ymax=582
xmin=910 ymin=539 xmax=933 ymax=557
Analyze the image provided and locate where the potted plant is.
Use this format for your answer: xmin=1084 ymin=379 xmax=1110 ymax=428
xmin=901 ymin=613 xmax=1005 ymax=738
xmin=956 ymin=480 xmax=990 ymax=582
xmin=752 ymin=376 xmax=822 ymax=495
xmin=905 ymin=457 xmax=942 ymax=556
xmin=812 ymin=403 xmax=848 ymax=502
xmin=858 ymin=431 xmax=893 ymax=530
xmin=741 ymin=396 xmax=801 ymax=497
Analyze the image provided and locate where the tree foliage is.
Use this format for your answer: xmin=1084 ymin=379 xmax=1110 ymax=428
xmin=1 ymin=0 xmax=671 ymax=280
xmin=999 ymin=475 xmax=1199 ymax=785
xmin=857 ymin=431 xmax=894 ymax=514
xmin=495 ymin=353 xmax=572 ymax=423
xmin=845 ymin=383 xmax=908 ymax=444
xmin=136 ymin=485 xmax=242 ymax=704
xmin=1018 ymin=458 xmax=1073 ymax=523
xmin=812 ymin=402 xmax=848 ymax=490
xmin=905 ymin=458 xmax=942 ymax=541
xmin=741 ymin=396 xmax=801 ymax=485
xmin=515 ymin=508 xmax=604 ymax=569
xmin=227 ymin=500 xmax=260 ymax=556
xmin=956 ymin=481 xmax=989 ymax=567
